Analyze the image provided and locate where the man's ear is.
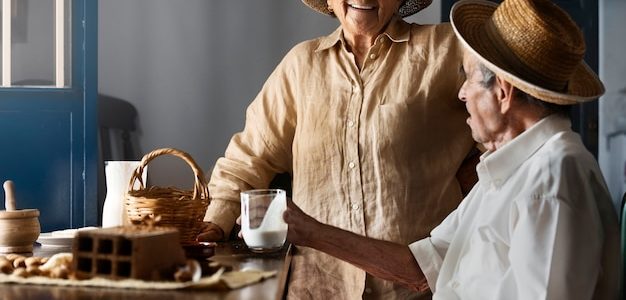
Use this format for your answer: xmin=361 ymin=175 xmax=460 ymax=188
xmin=494 ymin=75 xmax=515 ymax=114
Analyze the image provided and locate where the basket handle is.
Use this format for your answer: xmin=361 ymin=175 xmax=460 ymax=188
xmin=127 ymin=148 xmax=209 ymax=200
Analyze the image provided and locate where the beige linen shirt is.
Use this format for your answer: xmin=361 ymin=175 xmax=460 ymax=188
xmin=206 ymin=17 xmax=475 ymax=299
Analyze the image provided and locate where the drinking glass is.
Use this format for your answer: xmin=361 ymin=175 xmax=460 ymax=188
xmin=240 ymin=189 xmax=287 ymax=253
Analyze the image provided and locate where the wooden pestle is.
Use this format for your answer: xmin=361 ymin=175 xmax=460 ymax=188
xmin=3 ymin=180 xmax=16 ymax=211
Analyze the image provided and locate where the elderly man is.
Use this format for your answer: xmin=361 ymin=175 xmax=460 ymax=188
xmin=283 ymin=0 xmax=620 ymax=299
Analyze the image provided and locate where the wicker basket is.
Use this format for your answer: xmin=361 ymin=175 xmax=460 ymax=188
xmin=125 ymin=148 xmax=209 ymax=244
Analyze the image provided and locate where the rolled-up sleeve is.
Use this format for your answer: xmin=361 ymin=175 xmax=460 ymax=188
xmin=408 ymin=206 xmax=461 ymax=292
xmin=409 ymin=238 xmax=443 ymax=292
xmin=203 ymin=199 xmax=240 ymax=238
xmin=205 ymin=50 xmax=298 ymax=235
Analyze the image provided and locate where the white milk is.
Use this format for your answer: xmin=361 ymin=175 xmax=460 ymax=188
xmin=241 ymin=189 xmax=288 ymax=251
xmin=241 ymin=230 xmax=286 ymax=249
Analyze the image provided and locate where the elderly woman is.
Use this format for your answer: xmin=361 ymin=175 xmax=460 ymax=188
xmin=200 ymin=0 xmax=477 ymax=298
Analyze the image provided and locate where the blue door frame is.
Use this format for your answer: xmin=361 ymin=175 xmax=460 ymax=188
xmin=0 ymin=0 xmax=98 ymax=231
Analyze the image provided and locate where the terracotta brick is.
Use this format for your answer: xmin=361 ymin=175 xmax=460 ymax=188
xmin=72 ymin=226 xmax=186 ymax=281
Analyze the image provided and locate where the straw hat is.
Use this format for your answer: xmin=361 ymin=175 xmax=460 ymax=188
xmin=450 ymin=0 xmax=604 ymax=105
xmin=302 ymin=0 xmax=433 ymax=18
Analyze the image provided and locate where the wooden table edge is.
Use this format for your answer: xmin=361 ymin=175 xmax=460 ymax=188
xmin=275 ymin=244 xmax=293 ymax=300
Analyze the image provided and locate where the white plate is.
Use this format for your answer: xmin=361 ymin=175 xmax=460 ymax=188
xmin=37 ymin=227 xmax=99 ymax=247
xmin=36 ymin=233 xmax=74 ymax=247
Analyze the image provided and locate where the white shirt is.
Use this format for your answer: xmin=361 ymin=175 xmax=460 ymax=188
xmin=409 ymin=115 xmax=620 ymax=300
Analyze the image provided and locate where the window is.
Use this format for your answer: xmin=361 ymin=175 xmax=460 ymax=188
xmin=1 ymin=0 xmax=71 ymax=87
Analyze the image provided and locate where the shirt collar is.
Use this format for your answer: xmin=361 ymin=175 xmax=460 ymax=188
xmin=477 ymin=114 xmax=573 ymax=188
xmin=315 ymin=16 xmax=411 ymax=52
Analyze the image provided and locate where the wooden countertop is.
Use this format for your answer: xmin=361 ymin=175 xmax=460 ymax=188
xmin=0 ymin=240 xmax=291 ymax=300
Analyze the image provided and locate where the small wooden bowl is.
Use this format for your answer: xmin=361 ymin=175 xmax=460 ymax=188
xmin=182 ymin=241 xmax=216 ymax=260
xmin=0 ymin=209 xmax=41 ymax=253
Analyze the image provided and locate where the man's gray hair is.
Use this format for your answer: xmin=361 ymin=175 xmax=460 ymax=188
xmin=477 ymin=62 xmax=571 ymax=117
xmin=478 ymin=64 xmax=496 ymax=88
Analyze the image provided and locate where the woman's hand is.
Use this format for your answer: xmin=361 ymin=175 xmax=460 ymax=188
xmin=235 ymin=215 xmax=243 ymax=238
xmin=196 ymin=222 xmax=225 ymax=242
xmin=282 ymin=198 xmax=322 ymax=247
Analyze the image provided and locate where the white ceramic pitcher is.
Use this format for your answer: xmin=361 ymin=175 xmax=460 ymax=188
xmin=102 ymin=161 xmax=146 ymax=227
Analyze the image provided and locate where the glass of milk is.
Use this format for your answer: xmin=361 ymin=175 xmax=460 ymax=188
xmin=240 ymin=189 xmax=287 ymax=253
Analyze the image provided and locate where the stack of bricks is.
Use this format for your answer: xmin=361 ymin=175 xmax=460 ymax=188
xmin=72 ymin=226 xmax=186 ymax=281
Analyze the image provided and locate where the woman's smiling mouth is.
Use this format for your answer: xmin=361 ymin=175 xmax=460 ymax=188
xmin=347 ymin=2 xmax=376 ymax=11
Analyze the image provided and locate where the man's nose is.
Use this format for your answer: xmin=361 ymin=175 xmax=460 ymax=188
xmin=458 ymin=83 xmax=467 ymax=102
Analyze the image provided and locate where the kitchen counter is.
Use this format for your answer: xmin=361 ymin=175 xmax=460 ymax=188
xmin=0 ymin=240 xmax=291 ymax=300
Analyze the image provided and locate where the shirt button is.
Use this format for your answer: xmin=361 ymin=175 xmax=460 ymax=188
xmin=364 ymin=287 xmax=372 ymax=294
xmin=451 ymin=281 xmax=460 ymax=289
xmin=369 ymin=53 xmax=377 ymax=60
xmin=378 ymin=37 xmax=385 ymax=43
xmin=352 ymin=204 xmax=360 ymax=210
xmin=347 ymin=120 xmax=354 ymax=127
xmin=348 ymin=162 xmax=355 ymax=169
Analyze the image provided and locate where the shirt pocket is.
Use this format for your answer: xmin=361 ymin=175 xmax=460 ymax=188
xmin=375 ymin=101 xmax=418 ymax=169
xmin=378 ymin=101 xmax=409 ymax=134
xmin=457 ymin=225 xmax=510 ymax=282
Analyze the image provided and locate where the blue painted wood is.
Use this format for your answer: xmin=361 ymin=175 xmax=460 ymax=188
xmin=0 ymin=0 xmax=98 ymax=231
xmin=82 ymin=0 xmax=99 ymax=228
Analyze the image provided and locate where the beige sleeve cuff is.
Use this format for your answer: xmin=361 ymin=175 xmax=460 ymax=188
xmin=203 ymin=199 xmax=240 ymax=239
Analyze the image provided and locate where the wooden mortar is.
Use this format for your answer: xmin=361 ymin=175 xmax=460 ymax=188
xmin=0 ymin=180 xmax=41 ymax=253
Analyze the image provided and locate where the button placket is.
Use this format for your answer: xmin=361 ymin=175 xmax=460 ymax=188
xmin=352 ymin=79 xmax=361 ymax=92
xmin=345 ymin=75 xmax=365 ymax=234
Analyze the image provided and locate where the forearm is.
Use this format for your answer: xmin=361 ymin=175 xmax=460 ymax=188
xmin=306 ymin=222 xmax=428 ymax=292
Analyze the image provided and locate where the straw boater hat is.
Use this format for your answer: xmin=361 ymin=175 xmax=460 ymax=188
xmin=450 ymin=0 xmax=605 ymax=105
xmin=302 ymin=0 xmax=433 ymax=18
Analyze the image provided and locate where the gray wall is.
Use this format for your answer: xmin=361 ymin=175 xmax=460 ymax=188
xmin=100 ymin=1 xmax=626 ymax=211
xmin=98 ymin=0 xmax=441 ymax=189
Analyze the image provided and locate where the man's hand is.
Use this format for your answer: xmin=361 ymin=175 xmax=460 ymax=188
xmin=281 ymin=199 xmax=429 ymax=291
xmin=196 ymin=222 xmax=225 ymax=242
xmin=233 ymin=198 xmax=322 ymax=245
xmin=282 ymin=198 xmax=321 ymax=247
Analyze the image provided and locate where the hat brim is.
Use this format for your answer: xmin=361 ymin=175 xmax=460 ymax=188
xmin=302 ymin=0 xmax=433 ymax=18
xmin=450 ymin=0 xmax=604 ymax=105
